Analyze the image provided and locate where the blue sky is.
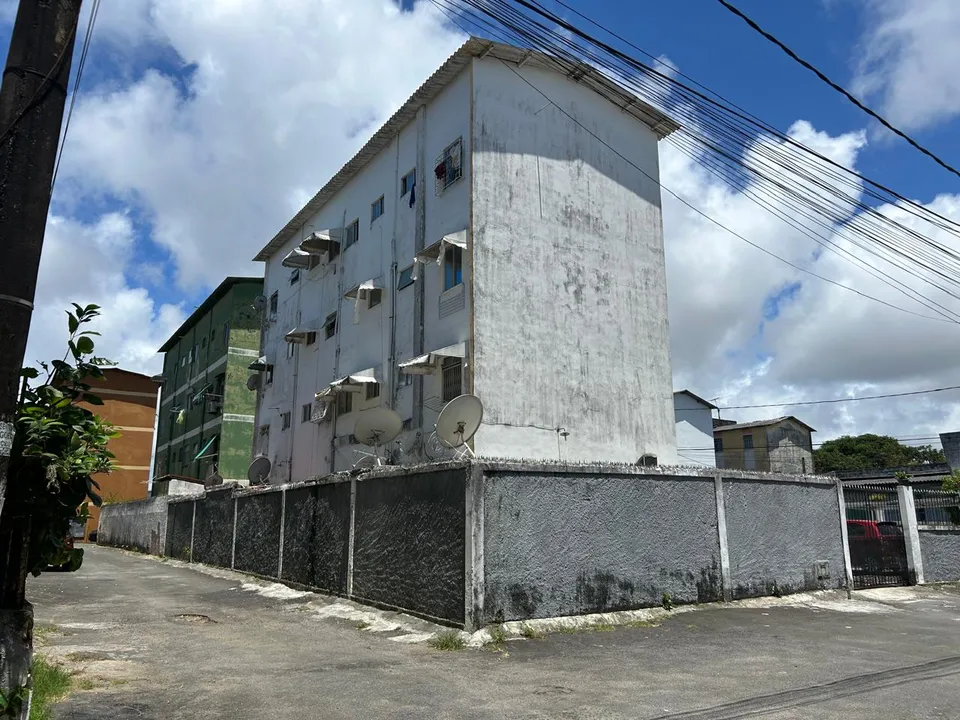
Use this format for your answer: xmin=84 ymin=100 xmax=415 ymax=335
xmin=2 ymin=0 xmax=960 ymax=443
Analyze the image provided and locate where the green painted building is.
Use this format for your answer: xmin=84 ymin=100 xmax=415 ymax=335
xmin=153 ymin=277 xmax=264 ymax=484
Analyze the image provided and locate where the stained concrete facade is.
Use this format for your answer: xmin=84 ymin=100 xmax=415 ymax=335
xmin=96 ymin=495 xmax=172 ymax=555
xmin=251 ymin=38 xmax=680 ymax=482
xmin=918 ymin=529 xmax=960 ymax=583
xmin=714 ymin=416 xmax=815 ymax=474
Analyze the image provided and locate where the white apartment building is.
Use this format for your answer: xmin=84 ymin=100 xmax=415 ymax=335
xmin=250 ymin=38 xmax=681 ymax=482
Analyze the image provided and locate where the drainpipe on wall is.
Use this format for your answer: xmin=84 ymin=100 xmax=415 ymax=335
xmin=146 ymin=387 xmax=161 ymax=496
xmin=413 ymin=106 xmax=427 ymax=434
xmin=330 ymin=209 xmax=347 ymax=474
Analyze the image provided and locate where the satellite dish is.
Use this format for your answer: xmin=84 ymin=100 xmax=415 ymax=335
xmin=247 ymin=455 xmax=272 ymax=485
xmin=252 ymin=295 xmax=268 ymax=312
xmin=246 ymin=374 xmax=261 ymax=391
xmin=435 ymin=394 xmax=483 ymax=456
xmin=353 ymin=408 xmax=403 ymax=467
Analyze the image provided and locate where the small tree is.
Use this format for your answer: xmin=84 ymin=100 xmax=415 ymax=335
xmin=0 ymin=304 xmax=117 ymax=717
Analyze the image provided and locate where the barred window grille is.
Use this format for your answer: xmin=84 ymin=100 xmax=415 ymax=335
xmin=441 ymin=357 xmax=462 ymax=403
xmin=336 ymin=392 xmax=353 ymax=415
xmin=365 ymin=383 xmax=380 ymax=401
xmin=434 ymin=137 xmax=463 ymax=195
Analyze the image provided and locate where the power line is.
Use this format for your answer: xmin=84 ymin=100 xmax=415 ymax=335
xmin=714 ymin=0 xmax=960 ymax=181
xmin=718 ymin=384 xmax=960 ymax=410
xmin=51 ymin=0 xmax=102 ymax=193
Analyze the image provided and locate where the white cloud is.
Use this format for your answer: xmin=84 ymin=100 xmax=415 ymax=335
xmin=27 ymin=213 xmax=184 ymax=375
xmin=57 ymin=0 xmax=464 ymax=289
xmin=852 ymin=0 xmax=960 ymax=131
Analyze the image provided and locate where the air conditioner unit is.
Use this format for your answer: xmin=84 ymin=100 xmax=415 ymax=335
xmin=247 ymin=374 xmax=261 ymax=391
xmin=207 ymin=399 xmax=223 ymax=415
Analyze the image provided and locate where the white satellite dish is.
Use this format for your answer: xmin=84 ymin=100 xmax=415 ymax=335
xmin=252 ymin=295 xmax=268 ymax=312
xmin=246 ymin=374 xmax=261 ymax=391
xmin=353 ymin=408 xmax=403 ymax=467
xmin=435 ymin=394 xmax=483 ymax=457
xmin=247 ymin=455 xmax=272 ymax=485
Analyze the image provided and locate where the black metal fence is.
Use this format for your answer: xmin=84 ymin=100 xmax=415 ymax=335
xmin=914 ymin=481 xmax=960 ymax=528
xmin=843 ymin=484 xmax=910 ymax=589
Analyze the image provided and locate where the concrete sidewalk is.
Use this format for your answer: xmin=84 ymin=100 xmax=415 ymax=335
xmin=30 ymin=545 xmax=960 ymax=719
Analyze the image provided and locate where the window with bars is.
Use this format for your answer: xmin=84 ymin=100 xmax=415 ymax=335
xmin=336 ymin=392 xmax=353 ymax=415
xmin=344 ymin=219 xmax=359 ymax=250
xmin=434 ymin=137 xmax=463 ymax=194
xmin=301 ymin=403 xmax=313 ymax=423
xmin=281 ymin=412 xmax=292 ymax=430
xmin=269 ymin=292 xmax=279 ymax=316
xmin=324 ymin=312 xmax=337 ymax=339
xmin=401 ymin=169 xmax=416 ymax=197
xmin=365 ymin=383 xmax=380 ymax=401
xmin=441 ymin=357 xmax=462 ymax=402
xmin=371 ymin=195 xmax=384 ymax=222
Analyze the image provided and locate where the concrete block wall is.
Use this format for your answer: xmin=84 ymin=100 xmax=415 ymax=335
xmin=98 ymin=496 xmax=174 ymax=555
xmin=100 ymin=461 xmax=853 ymax=630
xmin=918 ymin=530 xmax=960 ymax=583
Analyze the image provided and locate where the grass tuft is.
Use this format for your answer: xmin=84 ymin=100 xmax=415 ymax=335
xmin=590 ymin=623 xmax=615 ymax=632
xmin=485 ymin=624 xmax=508 ymax=648
xmin=30 ymin=656 xmax=73 ymax=720
xmin=428 ymin=630 xmax=465 ymax=651
xmin=519 ymin=624 xmax=544 ymax=639
xmin=354 ymin=621 xmax=371 ymax=631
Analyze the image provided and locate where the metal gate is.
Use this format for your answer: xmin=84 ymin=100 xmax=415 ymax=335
xmin=842 ymin=484 xmax=910 ymax=589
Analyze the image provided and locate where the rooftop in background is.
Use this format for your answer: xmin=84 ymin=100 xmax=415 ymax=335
xmin=713 ymin=416 xmax=816 ymax=434
xmin=253 ymin=37 xmax=680 ymax=262
xmin=158 ymin=277 xmax=262 ymax=353
xmin=674 ymin=389 xmax=718 ymax=410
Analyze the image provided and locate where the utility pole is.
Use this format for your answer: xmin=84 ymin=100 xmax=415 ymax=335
xmin=0 ymin=1 xmax=83 ymax=715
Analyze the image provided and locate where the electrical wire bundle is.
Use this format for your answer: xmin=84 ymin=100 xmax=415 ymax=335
xmin=429 ymin=0 xmax=960 ymax=324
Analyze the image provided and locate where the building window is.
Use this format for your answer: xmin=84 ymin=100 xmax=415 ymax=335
xmin=398 ymin=265 xmax=415 ymax=290
xmin=336 ymin=392 xmax=353 ymax=415
xmin=324 ymin=312 xmax=337 ymax=339
xmin=368 ymin=289 xmax=382 ymax=309
xmin=290 ymin=269 xmax=300 ymax=285
xmin=442 ymin=357 xmax=462 ymax=402
xmin=714 ymin=437 xmax=723 ymax=452
xmin=223 ymin=321 xmax=229 ymax=345
xmin=305 ymin=331 xmax=317 ymax=346
xmin=201 ymin=337 xmax=207 ymax=349
xmin=435 ymin=137 xmax=463 ymax=193
xmin=286 ymin=341 xmax=295 ymax=359
xmin=344 ymin=218 xmax=359 ymax=250
xmin=401 ymin=169 xmax=416 ymax=196
xmin=269 ymin=292 xmax=279 ymax=316
xmin=742 ymin=434 xmax=754 ymax=449
xmin=266 ymin=366 xmax=273 ymax=385
xmin=281 ymin=412 xmax=291 ymax=431
xmin=301 ymin=403 xmax=313 ymax=423
xmin=444 ymin=245 xmax=463 ymax=290
xmin=210 ymin=329 xmax=216 ymax=343
xmin=365 ymin=383 xmax=380 ymax=401
xmin=371 ymin=195 xmax=384 ymax=222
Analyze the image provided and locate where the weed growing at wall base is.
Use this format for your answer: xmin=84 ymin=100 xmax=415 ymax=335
xmin=29 ymin=657 xmax=73 ymax=720
xmin=428 ymin=630 xmax=465 ymax=651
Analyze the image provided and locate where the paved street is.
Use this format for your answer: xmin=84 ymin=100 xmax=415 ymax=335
xmin=30 ymin=545 xmax=960 ymax=719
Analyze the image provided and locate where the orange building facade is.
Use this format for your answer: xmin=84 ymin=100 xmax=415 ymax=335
xmin=77 ymin=368 xmax=160 ymax=540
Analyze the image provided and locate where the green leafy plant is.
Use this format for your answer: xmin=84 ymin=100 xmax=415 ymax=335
xmin=10 ymin=304 xmax=117 ymax=577
xmin=519 ymin=624 xmax=544 ymax=639
xmin=485 ymin=624 xmax=508 ymax=648
xmin=943 ymin=469 xmax=960 ymax=493
xmin=661 ymin=592 xmax=674 ymax=611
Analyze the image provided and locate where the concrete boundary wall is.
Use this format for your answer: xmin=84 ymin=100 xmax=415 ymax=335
xmin=918 ymin=529 xmax=960 ymax=583
xmin=97 ymin=496 xmax=176 ymax=555
xmin=100 ymin=461 xmax=853 ymax=630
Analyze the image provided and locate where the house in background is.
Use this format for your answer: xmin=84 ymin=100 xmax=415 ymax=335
xmin=713 ymin=416 xmax=815 ymax=474
xmin=152 ymin=277 xmax=263 ymax=485
xmin=674 ymin=390 xmax=717 ymax=467
xmin=78 ymin=368 xmax=160 ymax=541
xmin=251 ymin=38 xmax=681 ymax=481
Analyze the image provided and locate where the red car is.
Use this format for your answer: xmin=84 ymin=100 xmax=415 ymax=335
xmin=847 ymin=520 xmax=906 ymax=573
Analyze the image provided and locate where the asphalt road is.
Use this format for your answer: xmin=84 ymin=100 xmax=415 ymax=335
xmin=29 ymin=545 xmax=960 ymax=719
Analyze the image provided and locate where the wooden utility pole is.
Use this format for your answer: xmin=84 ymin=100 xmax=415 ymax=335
xmin=0 ymin=1 xmax=83 ymax=715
